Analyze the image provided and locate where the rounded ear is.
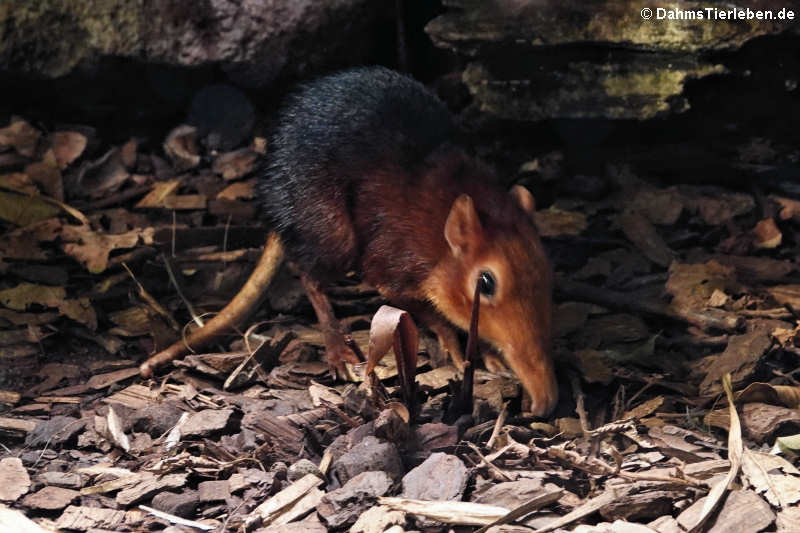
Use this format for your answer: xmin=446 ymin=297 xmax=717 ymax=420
xmin=510 ymin=185 xmax=536 ymax=219
xmin=444 ymin=194 xmax=482 ymax=256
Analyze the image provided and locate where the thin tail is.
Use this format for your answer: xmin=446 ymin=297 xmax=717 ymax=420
xmin=139 ymin=233 xmax=284 ymax=377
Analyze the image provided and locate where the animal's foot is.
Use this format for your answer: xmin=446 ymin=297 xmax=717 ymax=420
xmin=324 ymin=331 xmax=362 ymax=380
xmin=430 ymin=323 xmax=466 ymax=370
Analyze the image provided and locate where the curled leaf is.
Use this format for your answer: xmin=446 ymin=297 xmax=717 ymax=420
xmin=367 ymin=305 xmax=419 ymax=414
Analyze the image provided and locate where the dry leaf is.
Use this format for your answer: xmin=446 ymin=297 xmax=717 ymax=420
xmin=741 ymin=448 xmax=800 ymax=506
xmin=688 ymin=374 xmax=742 ymax=533
xmin=0 ymin=218 xmax=61 ymax=260
xmin=618 ymin=210 xmax=674 ymax=267
xmin=367 ymin=305 xmax=419 ymax=410
xmin=533 ymin=206 xmax=587 ymax=237
xmin=0 ymin=118 xmax=40 ymax=157
xmin=163 ymin=125 xmax=200 ymax=172
xmin=0 ymin=172 xmax=38 ymax=194
xmin=736 ymin=382 xmax=800 ymax=409
xmin=25 ymin=150 xmax=63 ymax=200
xmin=773 ymin=195 xmax=800 ymax=221
xmin=217 ymin=179 xmax=255 ymax=200
xmin=751 ymin=218 xmax=782 ymax=249
xmin=0 ymin=283 xmax=97 ymax=329
xmin=120 ymin=138 xmax=138 ymax=168
xmin=0 ymin=190 xmax=61 ymax=226
xmin=76 ymin=147 xmax=130 ymax=197
xmin=666 ymin=261 xmax=738 ymax=312
xmin=212 ymin=149 xmax=258 ymax=181
xmin=50 ymin=131 xmax=87 ymax=169
xmin=61 ymin=224 xmax=153 ymax=273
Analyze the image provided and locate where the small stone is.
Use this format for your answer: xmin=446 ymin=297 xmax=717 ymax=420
xmin=198 ymin=480 xmax=231 ymax=503
xmin=24 ymin=416 xmax=85 ymax=447
xmin=413 ymin=423 xmax=458 ymax=451
xmin=151 ymin=490 xmax=200 ymax=517
xmin=288 ymin=459 xmax=322 ymax=482
xmin=38 ymin=471 xmax=83 ymax=489
xmin=318 ymin=471 xmax=394 ymax=528
xmin=402 ymin=452 xmax=468 ymax=501
xmin=181 ymin=408 xmax=235 ymax=438
xmin=350 ymin=505 xmax=406 ymax=533
xmin=332 ymin=436 xmax=404 ymax=485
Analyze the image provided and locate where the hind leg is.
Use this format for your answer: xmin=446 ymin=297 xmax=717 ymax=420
xmin=298 ymin=272 xmax=361 ymax=378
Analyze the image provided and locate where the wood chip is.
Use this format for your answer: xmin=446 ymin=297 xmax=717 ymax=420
xmin=249 ymin=473 xmax=324 ymax=526
xmin=21 ymin=486 xmax=79 ymax=510
xmin=0 ymin=458 xmax=30 ymax=502
xmin=55 ymin=505 xmax=126 ymax=531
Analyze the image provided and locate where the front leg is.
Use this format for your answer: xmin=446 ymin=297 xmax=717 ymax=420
xmin=298 ymin=272 xmax=361 ymax=378
xmin=394 ymin=301 xmax=465 ymax=370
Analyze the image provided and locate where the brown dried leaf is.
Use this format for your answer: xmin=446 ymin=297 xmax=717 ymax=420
xmin=687 ymin=374 xmax=742 ymax=533
xmin=135 ymin=179 xmax=180 ymax=207
xmin=751 ymin=217 xmax=782 ymax=249
xmin=772 ymin=195 xmax=800 ymax=222
xmin=767 ymin=285 xmax=800 ymax=309
xmin=367 ymin=305 xmax=419 ymax=409
xmin=163 ymin=125 xmax=200 ymax=172
xmin=0 ymin=283 xmax=96 ymax=329
xmin=0 ymin=172 xmax=38 ymax=194
xmin=25 ymin=150 xmax=63 ymax=200
xmin=76 ymin=147 xmax=130 ymax=197
xmin=50 ymin=131 xmax=87 ymax=169
xmin=736 ymin=382 xmax=800 ymax=408
xmin=618 ymin=210 xmax=674 ymax=267
xmin=120 ymin=138 xmax=138 ymax=168
xmin=623 ymin=396 xmax=664 ymax=420
xmin=532 ymin=206 xmax=587 ymax=237
xmin=212 ymin=149 xmax=258 ymax=181
xmin=741 ymin=449 xmax=800 ymax=506
xmin=217 ymin=179 xmax=256 ymax=200
xmin=698 ymin=323 xmax=773 ymax=396
xmin=0 ymin=283 xmax=65 ymax=311
xmin=0 ymin=218 xmax=60 ymax=260
xmin=108 ymin=307 xmax=151 ymax=337
xmin=57 ymin=297 xmax=98 ymax=330
xmin=711 ymin=254 xmax=794 ymax=283
xmin=630 ymin=187 xmax=684 ymax=225
xmin=681 ymin=187 xmax=755 ymax=226
xmin=61 ymin=224 xmax=153 ymax=273
xmin=0 ymin=118 xmax=40 ymax=157
xmin=134 ymin=180 xmax=205 ymax=210
xmin=666 ymin=261 xmax=738 ymax=310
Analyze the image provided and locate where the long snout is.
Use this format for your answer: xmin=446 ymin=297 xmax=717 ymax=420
xmin=501 ymin=342 xmax=558 ymax=416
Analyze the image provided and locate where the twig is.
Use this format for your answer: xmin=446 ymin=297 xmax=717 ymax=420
xmin=161 ymin=252 xmax=204 ymax=328
xmin=485 ymin=402 xmax=508 ymax=450
xmin=474 ymin=490 xmax=564 ymax=533
xmin=122 ymin=262 xmax=180 ymax=331
xmin=570 ymin=373 xmax=591 ymax=436
xmin=466 ymin=442 xmax=513 ymax=482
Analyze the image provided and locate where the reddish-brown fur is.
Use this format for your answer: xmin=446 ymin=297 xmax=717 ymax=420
xmin=353 ymin=146 xmax=557 ymax=415
xmin=142 ymin=66 xmax=558 ymax=416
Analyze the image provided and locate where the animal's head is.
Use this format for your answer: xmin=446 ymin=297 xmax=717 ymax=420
xmin=425 ymin=185 xmax=557 ymax=416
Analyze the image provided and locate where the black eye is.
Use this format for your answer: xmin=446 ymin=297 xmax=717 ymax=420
xmin=478 ymin=271 xmax=496 ymax=297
